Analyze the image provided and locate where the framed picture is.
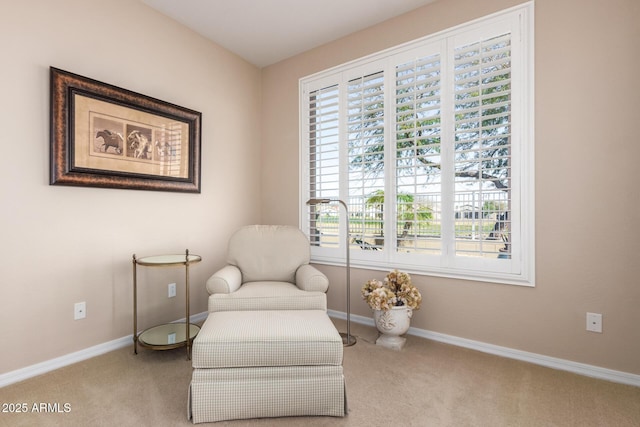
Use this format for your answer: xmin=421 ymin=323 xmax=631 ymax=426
xmin=50 ymin=67 xmax=202 ymax=193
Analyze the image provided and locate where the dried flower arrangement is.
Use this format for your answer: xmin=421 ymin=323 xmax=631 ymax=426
xmin=361 ymin=270 xmax=422 ymax=311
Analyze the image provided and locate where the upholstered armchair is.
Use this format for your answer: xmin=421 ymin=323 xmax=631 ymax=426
xmin=206 ymin=225 xmax=329 ymax=313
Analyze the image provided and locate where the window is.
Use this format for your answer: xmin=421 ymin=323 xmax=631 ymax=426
xmin=300 ymin=3 xmax=534 ymax=286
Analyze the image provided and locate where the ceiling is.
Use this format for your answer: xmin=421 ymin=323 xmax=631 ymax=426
xmin=142 ymin=0 xmax=436 ymax=68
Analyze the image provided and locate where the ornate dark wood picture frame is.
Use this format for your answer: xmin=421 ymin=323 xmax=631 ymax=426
xmin=50 ymin=67 xmax=202 ymax=193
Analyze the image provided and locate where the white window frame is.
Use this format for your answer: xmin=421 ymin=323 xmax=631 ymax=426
xmin=299 ymin=3 xmax=534 ymax=286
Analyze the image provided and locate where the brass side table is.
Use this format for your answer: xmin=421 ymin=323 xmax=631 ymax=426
xmin=132 ymin=249 xmax=201 ymax=360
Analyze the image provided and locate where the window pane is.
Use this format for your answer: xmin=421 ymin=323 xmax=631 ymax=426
xmin=308 ymin=85 xmax=340 ymax=248
xmin=395 ymin=54 xmax=442 ymax=255
xmin=453 ymin=33 xmax=512 ymax=259
xmin=348 ymin=72 xmax=385 ymax=252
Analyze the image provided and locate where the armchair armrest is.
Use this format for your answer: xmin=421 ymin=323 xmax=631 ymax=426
xmin=206 ymin=265 xmax=242 ymax=295
xmin=295 ymin=264 xmax=329 ymax=293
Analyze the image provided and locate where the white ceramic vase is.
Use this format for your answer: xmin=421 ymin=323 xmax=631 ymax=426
xmin=373 ymin=305 xmax=413 ymax=350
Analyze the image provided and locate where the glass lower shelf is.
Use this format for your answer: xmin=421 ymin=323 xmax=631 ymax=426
xmin=138 ymin=323 xmax=200 ymax=350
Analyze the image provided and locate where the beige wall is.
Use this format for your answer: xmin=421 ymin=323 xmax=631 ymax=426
xmin=0 ymin=0 xmax=261 ymax=374
xmin=2 ymin=0 xmax=639 ymax=379
xmin=261 ymin=0 xmax=640 ymax=375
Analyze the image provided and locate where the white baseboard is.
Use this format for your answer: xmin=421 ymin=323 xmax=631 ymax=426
xmin=4 ymin=310 xmax=638 ymax=389
xmin=0 ymin=311 xmax=209 ymax=388
xmin=328 ymin=310 xmax=640 ymax=388
xmin=0 ymin=336 xmax=132 ymax=388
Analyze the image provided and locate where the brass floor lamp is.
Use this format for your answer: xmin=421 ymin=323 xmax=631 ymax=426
xmin=307 ymin=198 xmax=357 ymax=347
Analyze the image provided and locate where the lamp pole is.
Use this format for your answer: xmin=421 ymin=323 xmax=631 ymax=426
xmin=307 ymin=198 xmax=357 ymax=347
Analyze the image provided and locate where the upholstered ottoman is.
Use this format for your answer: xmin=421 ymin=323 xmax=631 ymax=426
xmin=188 ymin=310 xmax=346 ymax=423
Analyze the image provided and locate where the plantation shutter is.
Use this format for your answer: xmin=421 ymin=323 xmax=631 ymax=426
xmin=452 ymin=31 xmax=513 ymax=259
xmin=394 ymin=52 xmax=443 ymax=255
xmin=307 ymin=84 xmax=340 ymax=248
xmin=346 ymin=71 xmax=385 ymax=251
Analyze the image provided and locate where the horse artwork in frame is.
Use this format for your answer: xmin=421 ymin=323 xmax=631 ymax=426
xmin=50 ymin=67 xmax=202 ymax=193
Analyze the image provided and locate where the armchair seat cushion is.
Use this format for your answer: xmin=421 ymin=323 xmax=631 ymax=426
xmin=208 ymin=282 xmax=327 ymax=312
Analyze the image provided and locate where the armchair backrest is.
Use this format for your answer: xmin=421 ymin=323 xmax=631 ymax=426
xmin=227 ymin=225 xmax=311 ymax=283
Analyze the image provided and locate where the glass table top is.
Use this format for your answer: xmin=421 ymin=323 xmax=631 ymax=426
xmin=135 ymin=254 xmax=201 ymax=266
xmin=138 ymin=323 xmax=200 ymax=346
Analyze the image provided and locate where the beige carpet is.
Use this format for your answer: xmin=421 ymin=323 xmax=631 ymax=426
xmin=2 ymin=319 xmax=639 ymax=427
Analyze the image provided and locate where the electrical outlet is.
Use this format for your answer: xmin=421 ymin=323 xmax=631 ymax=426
xmin=586 ymin=312 xmax=602 ymax=333
xmin=74 ymin=302 xmax=86 ymax=320
xmin=168 ymin=283 xmax=177 ymax=298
